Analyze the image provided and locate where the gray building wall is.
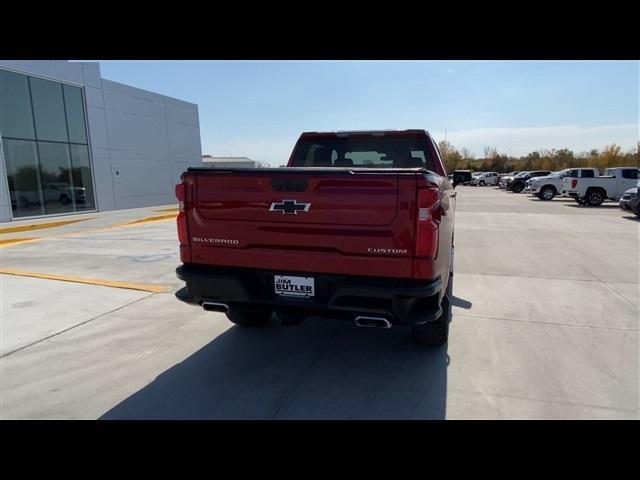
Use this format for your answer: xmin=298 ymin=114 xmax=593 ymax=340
xmin=0 ymin=60 xmax=202 ymax=222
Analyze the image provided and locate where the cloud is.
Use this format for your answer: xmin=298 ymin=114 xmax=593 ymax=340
xmin=432 ymin=124 xmax=639 ymax=156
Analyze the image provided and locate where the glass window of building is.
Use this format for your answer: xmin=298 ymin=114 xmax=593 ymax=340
xmin=29 ymin=76 xmax=69 ymax=142
xmin=69 ymin=144 xmax=96 ymax=210
xmin=2 ymin=139 xmax=44 ymax=217
xmin=0 ymin=70 xmax=36 ymax=140
xmin=63 ymin=84 xmax=87 ymax=144
xmin=38 ymin=142 xmax=75 ymax=214
xmin=1 ymin=68 xmax=96 ymax=218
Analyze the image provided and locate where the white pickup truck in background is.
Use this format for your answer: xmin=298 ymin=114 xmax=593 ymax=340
xmin=470 ymin=171 xmax=499 ymax=186
xmin=562 ymin=167 xmax=639 ymax=206
xmin=529 ymin=168 xmax=600 ymax=200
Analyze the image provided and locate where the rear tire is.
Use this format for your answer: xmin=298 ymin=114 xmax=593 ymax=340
xmin=585 ymin=189 xmax=605 ymax=207
xmin=412 ymin=274 xmax=452 ymax=347
xmin=226 ymin=308 xmax=273 ymax=326
xmin=512 ymin=183 xmax=524 ymax=193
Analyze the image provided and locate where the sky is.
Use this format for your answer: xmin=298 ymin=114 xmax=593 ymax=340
xmin=97 ymin=61 xmax=639 ymax=166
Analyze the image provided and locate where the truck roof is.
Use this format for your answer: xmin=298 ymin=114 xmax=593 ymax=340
xmin=299 ymin=129 xmax=430 ymax=138
xmin=186 ymin=166 xmax=432 ymax=174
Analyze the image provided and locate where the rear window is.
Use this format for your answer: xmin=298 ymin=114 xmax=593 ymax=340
xmin=622 ymin=169 xmax=638 ymax=179
xmin=289 ymin=135 xmax=435 ymax=169
xmin=581 ymin=169 xmax=595 ymax=178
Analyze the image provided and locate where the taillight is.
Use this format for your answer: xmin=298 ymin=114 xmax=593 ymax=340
xmin=175 ymin=180 xmax=189 ymax=245
xmin=571 ymin=179 xmax=578 ymax=189
xmin=415 ymin=187 xmax=442 ymax=258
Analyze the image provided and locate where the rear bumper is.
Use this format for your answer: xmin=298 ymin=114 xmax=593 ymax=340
xmin=176 ymin=264 xmax=444 ymax=326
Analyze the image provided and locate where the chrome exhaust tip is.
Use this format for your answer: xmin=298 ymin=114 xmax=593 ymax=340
xmin=354 ymin=316 xmax=392 ymax=329
xmin=202 ymin=301 xmax=229 ymax=313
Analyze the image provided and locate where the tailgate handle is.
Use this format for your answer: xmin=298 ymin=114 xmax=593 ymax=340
xmin=271 ymin=178 xmax=309 ymax=192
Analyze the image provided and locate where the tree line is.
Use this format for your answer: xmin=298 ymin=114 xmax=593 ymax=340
xmin=437 ymin=141 xmax=639 ymax=174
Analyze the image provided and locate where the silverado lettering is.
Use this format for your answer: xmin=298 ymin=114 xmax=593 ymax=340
xmin=191 ymin=237 xmax=239 ymax=245
xmin=175 ymin=129 xmax=457 ymax=346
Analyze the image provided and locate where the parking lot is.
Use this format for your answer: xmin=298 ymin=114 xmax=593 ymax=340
xmin=0 ymin=187 xmax=638 ymax=419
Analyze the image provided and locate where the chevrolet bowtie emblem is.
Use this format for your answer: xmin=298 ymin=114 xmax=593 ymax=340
xmin=269 ymin=199 xmax=311 ymax=215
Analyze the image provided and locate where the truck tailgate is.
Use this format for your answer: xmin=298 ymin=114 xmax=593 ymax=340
xmin=185 ymin=169 xmax=419 ymax=278
xmin=196 ymin=172 xmax=398 ymax=226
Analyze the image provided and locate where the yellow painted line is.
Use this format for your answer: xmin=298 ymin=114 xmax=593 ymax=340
xmin=0 ymin=237 xmax=40 ymax=246
xmin=0 ymin=237 xmax=49 ymax=249
xmin=0 ymin=217 xmax=93 ymax=234
xmin=0 ymin=268 xmax=170 ymax=293
xmin=0 ymin=213 xmax=177 ymax=249
xmin=119 ymin=213 xmax=177 ymax=226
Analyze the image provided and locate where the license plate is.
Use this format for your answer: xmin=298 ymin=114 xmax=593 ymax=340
xmin=274 ymin=275 xmax=315 ymax=298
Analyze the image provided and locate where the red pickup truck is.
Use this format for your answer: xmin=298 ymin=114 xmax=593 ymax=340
xmin=175 ymin=130 xmax=457 ymax=346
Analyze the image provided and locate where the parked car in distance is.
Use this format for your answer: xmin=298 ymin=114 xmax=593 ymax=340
xmin=506 ymin=171 xmax=551 ymax=193
xmin=453 ymin=170 xmax=472 ymax=185
xmin=529 ymin=168 xmax=600 ymax=200
xmin=563 ymin=167 xmax=639 ymax=206
xmin=453 ymin=170 xmax=473 ymax=185
xmin=470 ymin=171 xmax=499 ymax=186
xmin=43 ymin=183 xmax=88 ymax=205
xmin=499 ymin=171 xmax=524 ymax=189
xmin=619 ymin=186 xmax=640 ymax=216
xmin=9 ymin=189 xmax=41 ymax=208
xmin=175 ymin=129 xmax=457 ymax=346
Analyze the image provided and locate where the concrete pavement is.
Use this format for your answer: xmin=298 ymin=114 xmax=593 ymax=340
xmin=0 ymin=188 xmax=638 ymax=419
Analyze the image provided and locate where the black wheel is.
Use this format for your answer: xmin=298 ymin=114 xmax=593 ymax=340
xmin=59 ymin=194 xmax=71 ymax=205
xmin=585 ymin=189 xmax=605 ymax=207
xmin=479 ymin=180 xmax=486 ymax=186
xmin=538 ymin=186 xmax=556 ymax=201
xmin=412 ymin=274 xmax=452 ymax=347
xmin=512 ymin=183 xmax=524 ymax=193
xmin=226 ymin=308 xmax=273 ymax=326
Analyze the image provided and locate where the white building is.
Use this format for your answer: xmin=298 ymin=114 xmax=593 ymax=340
xmin=0 ymin=60 xmax=202 ymax=222
xmin=202 ymin=156 xmax=258 ymax=168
